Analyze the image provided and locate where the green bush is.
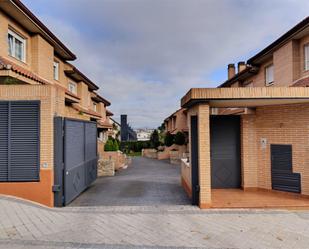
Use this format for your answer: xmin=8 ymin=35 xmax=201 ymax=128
xmin=120 ymin=141 xmax=151 ymax=154
xmin=164 ymin=132 xmax=174 ymax=147
xmin=104 ymin=137 xmax=120 ymax=151
xmin=174 ymin=132 xmax=186 ymax=145
xmin=113 ymin=139 xmax=119 ymax=151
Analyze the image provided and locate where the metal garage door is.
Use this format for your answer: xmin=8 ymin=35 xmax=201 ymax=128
xmin=210 ymin=115 xmax=241 ymax=188
xmin=54 ymin=117 xmax=98 ymax=206
xmin=271 ymin=144 xmax=301 ymax=193
xmin=0 ymin=101 xmax=40 ymax=182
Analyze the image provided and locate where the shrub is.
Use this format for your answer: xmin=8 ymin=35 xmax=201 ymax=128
xmin=113 ymin=139 xmax=119 ymax=151
xmin=164 ymin=132 xmax=174 ymax=147
xmin=104 ymin=138 xmax=114 ymax=151
xmin=174 ymin=132 xmax=186 ymax=145
xmin=120 ymin=141 xmax=151 ymax=153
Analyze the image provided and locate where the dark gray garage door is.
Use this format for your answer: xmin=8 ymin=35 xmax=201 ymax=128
xmin=210 ymin=115 xmax=241 ymax=188
xmin=54 ymin=117 xmax=98 ymax=206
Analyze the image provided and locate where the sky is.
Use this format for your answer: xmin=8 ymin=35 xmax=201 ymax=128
xmin=23 ymin=0 xmax=309 ymax=128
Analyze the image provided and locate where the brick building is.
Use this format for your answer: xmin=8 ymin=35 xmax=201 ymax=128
xmin=181 ymin=17 xmax=309 ymax=208
xmin=0 ymin=0 xmax=112 ymax=206
xmin=164 ymin=108 xmax=188 ymax=134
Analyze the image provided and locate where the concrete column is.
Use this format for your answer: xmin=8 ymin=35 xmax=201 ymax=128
xmin=197 ymin=103 xmax=211 ymax=208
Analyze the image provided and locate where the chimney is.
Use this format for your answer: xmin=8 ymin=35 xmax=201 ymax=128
xmin=228 ymin=64 xmax=235 ymax=79
xmin=238 ymin=61 xmax=246 ymax=73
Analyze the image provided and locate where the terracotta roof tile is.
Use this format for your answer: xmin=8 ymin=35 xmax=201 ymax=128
xmin=292 ymin=76 xmax=309 ymax=87
xmin=0 ymin=56 xmax=50 ymax=85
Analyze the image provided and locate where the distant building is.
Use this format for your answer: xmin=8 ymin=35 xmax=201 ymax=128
xmin=136 ymin=128 xmax=154 ymax=141
xmin=120 ymin=115 xmax=137 ymax=141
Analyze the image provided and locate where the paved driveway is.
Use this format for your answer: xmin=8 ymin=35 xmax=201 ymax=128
xmin=1 ymin=157 xmax=309 ymax=249
xmin=70 ymin=157 xmax=190 ymax=206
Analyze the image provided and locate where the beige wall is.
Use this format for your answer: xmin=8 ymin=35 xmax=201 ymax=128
xmin=165 ymin=108 xmax=188 ymax=133
xmin=187 ymin=104 xmax=211 ymax=207
xmin=232 ymin=34 xmax=309 ymax=87
xmin=0 ymin=84 xmax=58 ymax=207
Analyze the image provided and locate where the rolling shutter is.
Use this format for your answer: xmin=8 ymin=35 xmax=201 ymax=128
xmin=0 ymin=101 xmax=40 ymax=182
xmin=0 ymin=102 xmax=9 ymax=181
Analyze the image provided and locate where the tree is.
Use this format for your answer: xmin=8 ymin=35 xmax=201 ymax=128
xmin=164 ymin=132 xmax=174 ymax=147
xmin=158 ymin=123 xmax=165 ymax=132
xmin=174 ymin=132 xmax=186 ymax=145
xmin=150 ymin=129 xmax=160 ymax=149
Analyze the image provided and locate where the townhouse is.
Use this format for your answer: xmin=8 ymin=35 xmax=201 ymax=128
xmin=181 ymin=17 xmax=309 ymax=208
xmin=164 ymin=108 xmax=188 ymax=135
xmin=0 ymin=0 xmax=112 ymax=206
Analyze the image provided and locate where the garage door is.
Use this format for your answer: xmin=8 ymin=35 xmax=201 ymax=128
xmin=210 ymin=115 xmax=241 ymax=188
xmin=0 ymin=101 xmax=40 ymax=182
xmin=54 ymin=117 xmax=98 ymax=206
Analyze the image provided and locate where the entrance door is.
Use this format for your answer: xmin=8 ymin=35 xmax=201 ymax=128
xmin=210 ymin=116 xmax=241 ymax=188
xmin=190 ymin=116 xmax=199 ymax=205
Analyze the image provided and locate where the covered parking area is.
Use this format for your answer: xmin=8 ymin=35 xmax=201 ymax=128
xmin=181 ymin=87 xmax=309 ymax=208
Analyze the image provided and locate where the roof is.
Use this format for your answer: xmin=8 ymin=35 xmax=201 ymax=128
xmin=218 ymin=66 xmax=259 ymax=88
xmin=0 ymin=0 xmax=76 ymax=60
xmin=0 ymin=56 xmax=50 ymax=84
xmin=91 ymin=93 xmax=111 ymax=106
xmin=219 ymin=16 xmax=309 ymax=88
xmin=65 ymin=64 xmax=99 ymax=91
xmin=292 ymin=76 xmax=309 ymax=87
xmin=164 ymin=108 xmax=186 ymax=122
xmin=110 ymin=117 xmax=120 ymax=126
xmin=248 ymin=16 xmax=309 ymax=65
xmin=98 ymin=119 xmax=113 ymax=129
xmin=106 ymin=109 xmax=114 ymax=116
xmin=181 ymin=87 xmax=309 ymax=108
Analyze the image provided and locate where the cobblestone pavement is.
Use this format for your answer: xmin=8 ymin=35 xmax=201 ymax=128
xmin=70 ymin=157 xmax=191 ymax=206
xmin=0 ymin=158 xmax=309 ymax=249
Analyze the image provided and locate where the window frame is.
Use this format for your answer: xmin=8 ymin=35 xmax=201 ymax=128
xmin=304 ymin=44 xmax=309 ymax=71
xmin=53 ymin=61 xmax=59 ymax=81
xmin=8 ymin=29 xmax=26 ymax=62
xmin=68 ymin=82 xmax=77 ymax=95
xmin=265 ymin=63 xmax=274 ymax=86
xmin=93 ymin=102 xmax=97 ymax=112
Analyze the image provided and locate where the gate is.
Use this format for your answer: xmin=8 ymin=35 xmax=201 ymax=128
xmin=54 ymin=117 xmax=98 ymax=206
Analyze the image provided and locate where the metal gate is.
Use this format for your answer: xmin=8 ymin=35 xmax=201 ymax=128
xmin=210 ymin=115 xmax=241 ymax=188
xmin=54 ymin=117 xmax=98 ymax=206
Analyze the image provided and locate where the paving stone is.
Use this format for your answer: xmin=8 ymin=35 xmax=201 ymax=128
xmin=0 ymin=158 xmax=309 ymax=248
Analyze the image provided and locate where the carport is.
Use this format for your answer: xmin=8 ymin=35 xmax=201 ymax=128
xmin=181 ymin=87 xmax=309 ymax=208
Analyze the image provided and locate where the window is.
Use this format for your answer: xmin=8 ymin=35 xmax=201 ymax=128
xmin=68 ymin=82 xmax=77 ymax=95
xmin=93 ymin=102 xmax=97 ymax=112
xmin=265 ymin=64 xmax=274 ymax=86
xmin=8 ymin=30 xmax=26 ymax=62
xmin=53 ymin=61 xmax=59 ymax=80
xmin=305 ymin=44 xmax=309 ymax=71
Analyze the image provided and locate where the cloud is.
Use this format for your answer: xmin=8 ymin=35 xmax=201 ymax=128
xmin=24 ymin=0 xmax=309 ymax=127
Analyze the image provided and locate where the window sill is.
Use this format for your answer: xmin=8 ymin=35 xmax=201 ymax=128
xmin=265 ymin=82 xmax=274 ymax=87
xmin=8 ymin=54 xmax=27 ymax=65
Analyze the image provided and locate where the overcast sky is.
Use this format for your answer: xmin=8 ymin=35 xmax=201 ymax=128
xmin=23 ymin=0 xmax=309 ymax=128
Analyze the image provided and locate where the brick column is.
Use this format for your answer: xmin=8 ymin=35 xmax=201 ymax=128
xmin=197 ymin=103 xmax=211 ymax=208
